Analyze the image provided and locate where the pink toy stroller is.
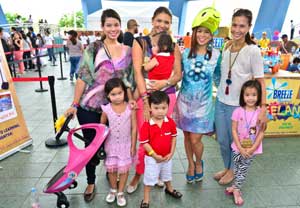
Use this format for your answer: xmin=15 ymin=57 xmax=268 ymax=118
xmin=44 ymin=122 xmax=109 ymax=208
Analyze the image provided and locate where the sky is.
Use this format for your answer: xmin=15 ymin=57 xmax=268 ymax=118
xmin=0 ymin=0 xmax=82 ymax=24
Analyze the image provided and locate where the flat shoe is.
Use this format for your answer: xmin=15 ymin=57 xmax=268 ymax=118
xmin=213 ymin=170 xmax=227 ymax=181
xmin=84 ymin=185 xmax=96 ymax=202
xmin=218 ymin=176 xmax=234 ymax=185
xmin=165 ymin=188 xmax=183 ymax=199
xmin=140 ymin=200 xmax=149 ymax=208
xmin=126 ymin=183 xmax=139 ymax=194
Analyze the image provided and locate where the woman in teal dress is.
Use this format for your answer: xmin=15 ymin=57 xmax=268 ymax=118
xmin=173 ymin=6 xmax=221 ymax=183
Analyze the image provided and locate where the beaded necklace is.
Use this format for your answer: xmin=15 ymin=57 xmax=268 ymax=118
xmin=187 ymin=53 xmax=210 ymax=82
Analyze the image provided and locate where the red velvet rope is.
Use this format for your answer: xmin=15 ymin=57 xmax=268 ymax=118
xmin=12 ymin=77 xmax=49 ymax=82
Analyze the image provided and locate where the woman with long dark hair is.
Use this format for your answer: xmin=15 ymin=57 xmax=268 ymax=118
xmin=214 ymin=8 xmax=267 ymax=185
xmin=65 ymin=9 xmax=134 ymax=202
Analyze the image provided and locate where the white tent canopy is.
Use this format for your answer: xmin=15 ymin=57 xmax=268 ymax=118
xmin=87 ymin=1 xmax=178 ymax=34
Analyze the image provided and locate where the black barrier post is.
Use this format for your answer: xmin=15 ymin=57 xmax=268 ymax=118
xmin=45 ymin=75 xmax=67 ymax=148
xmin=63 ymin=46 xmax=68 ymax=62
xmin=51 ymin=48 xmax=57 ymax=66
xmin=35 ymin=55 xmax=48 ymax=93
xmin=57 ymin=52 xmax=67 ymax=80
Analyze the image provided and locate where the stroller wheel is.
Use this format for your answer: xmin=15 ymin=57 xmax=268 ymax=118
xmin=57 ymin=199 xmax=69 ymax=208
xmin=68 ymin=180 xmax=78 ymax=189
xmin=55 ymin=192 xmax=70 ymax=208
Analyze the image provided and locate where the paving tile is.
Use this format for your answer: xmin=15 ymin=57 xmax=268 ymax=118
xmin=0 ymin=178 xmax=39 ymax=196
xmin=0 ymin=196 xmax=27 ymax=208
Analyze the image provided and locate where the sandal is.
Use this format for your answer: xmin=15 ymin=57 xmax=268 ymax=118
xmin=164 ymin=188 xmax=183 ymax=199
xmin=233 ymin=189 xmax=244 ymax=206
xmin=140 ymin=200 xmax=149 ymax=208
xmin=224 ymin=187 xmax=234 ymax=196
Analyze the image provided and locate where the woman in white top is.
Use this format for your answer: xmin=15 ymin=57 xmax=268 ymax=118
xmin=214 ymin=8 xmax=267 ymax=185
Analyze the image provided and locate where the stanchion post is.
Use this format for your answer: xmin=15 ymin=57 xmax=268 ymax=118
xmin=45 ymin=75 xmax=67 ymax=148
xmin=63 ymin=46 xmax=68 ymax=62
xmin=57 ymin=51 xmax=67 ymax=80
xmin=35 ymin=55 xmax=48 ymax=93
xmin=48 ymin=76 xmax=58 ymax=132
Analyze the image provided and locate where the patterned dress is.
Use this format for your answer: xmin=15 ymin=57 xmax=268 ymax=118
xmin=101 ymin=103 xmax=134 ymax=173
xmin=173 ymin=48 xmax=220 ymax=134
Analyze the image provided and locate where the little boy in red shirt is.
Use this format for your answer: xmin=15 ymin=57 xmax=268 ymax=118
xmin=139 ymin=91 xmax=182 ymax=208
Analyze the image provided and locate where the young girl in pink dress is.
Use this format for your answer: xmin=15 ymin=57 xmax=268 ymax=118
xmin=225 ymin=80 xmax=264 ymax=206
xmin=101 ymin=78 xmax=137 ymax=207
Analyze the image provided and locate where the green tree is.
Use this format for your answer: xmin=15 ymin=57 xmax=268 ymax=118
xmin=5 ymin=13 xmax=27 ymax=24
xmin=58 ymin=11 xmax=84 ymax=28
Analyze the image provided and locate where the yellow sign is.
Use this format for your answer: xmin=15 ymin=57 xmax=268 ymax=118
xmin=265 ymin=76 xmax=300 ymax=137
xmin=0 ymin=41 xmax=32 ymax=160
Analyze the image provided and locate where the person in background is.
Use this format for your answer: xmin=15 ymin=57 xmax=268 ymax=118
xmin=123 ymin=19 xmax=139 ymax=47
xmin=250 ymin=33 xmax=258 ymax=45
xmin=0 ymin=27 xmax=13 ymax=72
xmin=44 ymin=29 xmax=56 ymax=63
xmin=183 ymin=32 xmax=191 ymax=49
xmin=12 ymin=31 xmax=25 ymax=74
xmin=27 ymin=14 xmax=33 ymax=24
xmin=290 ymin=20 xmax=295 ymax=40
xmin=35 ymin=33 xmax=46 ymax=67
xmin=258 ymin=32 xmax=270 ymax=49
xmin=287 ymin=57 xmax=300 ymax=72
xmin=80 ymin=31 xmax=89 ymax=48
xmin=15 ymin=15 xmax=23 ymax=32
xmin=66 ymin=30 xmax=83 ymax=81
xmin=280 ymin=34 xmax=298 ymax=54
xmin=21 ymin=31 xmax=34 ymax=70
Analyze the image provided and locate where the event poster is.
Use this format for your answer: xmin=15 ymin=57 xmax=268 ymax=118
xmin=265 ymin=77 xmax=300 ymax=137
xmin=0 ymin=92 xmax=17 ymax=122
xmin=0 ymin=41 xmax=32 ymax=160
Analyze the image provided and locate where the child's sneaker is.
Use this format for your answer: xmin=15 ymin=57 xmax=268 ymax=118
xmin=117 ymin=192 xmax=126 ymax=207
xmin=105 ymin=189 xmax=117 ymax=203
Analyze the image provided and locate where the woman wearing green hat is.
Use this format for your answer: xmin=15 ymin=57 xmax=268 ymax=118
xmin=173 ymin=6 xmax=221 ymax=183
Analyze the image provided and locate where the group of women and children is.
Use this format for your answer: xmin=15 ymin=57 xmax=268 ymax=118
xmin=64 ymin=5 xmax=268 ymax=207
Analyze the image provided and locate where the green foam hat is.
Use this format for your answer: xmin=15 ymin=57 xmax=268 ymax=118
xmin=192 ymin=6 xmax=221 ymax=34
